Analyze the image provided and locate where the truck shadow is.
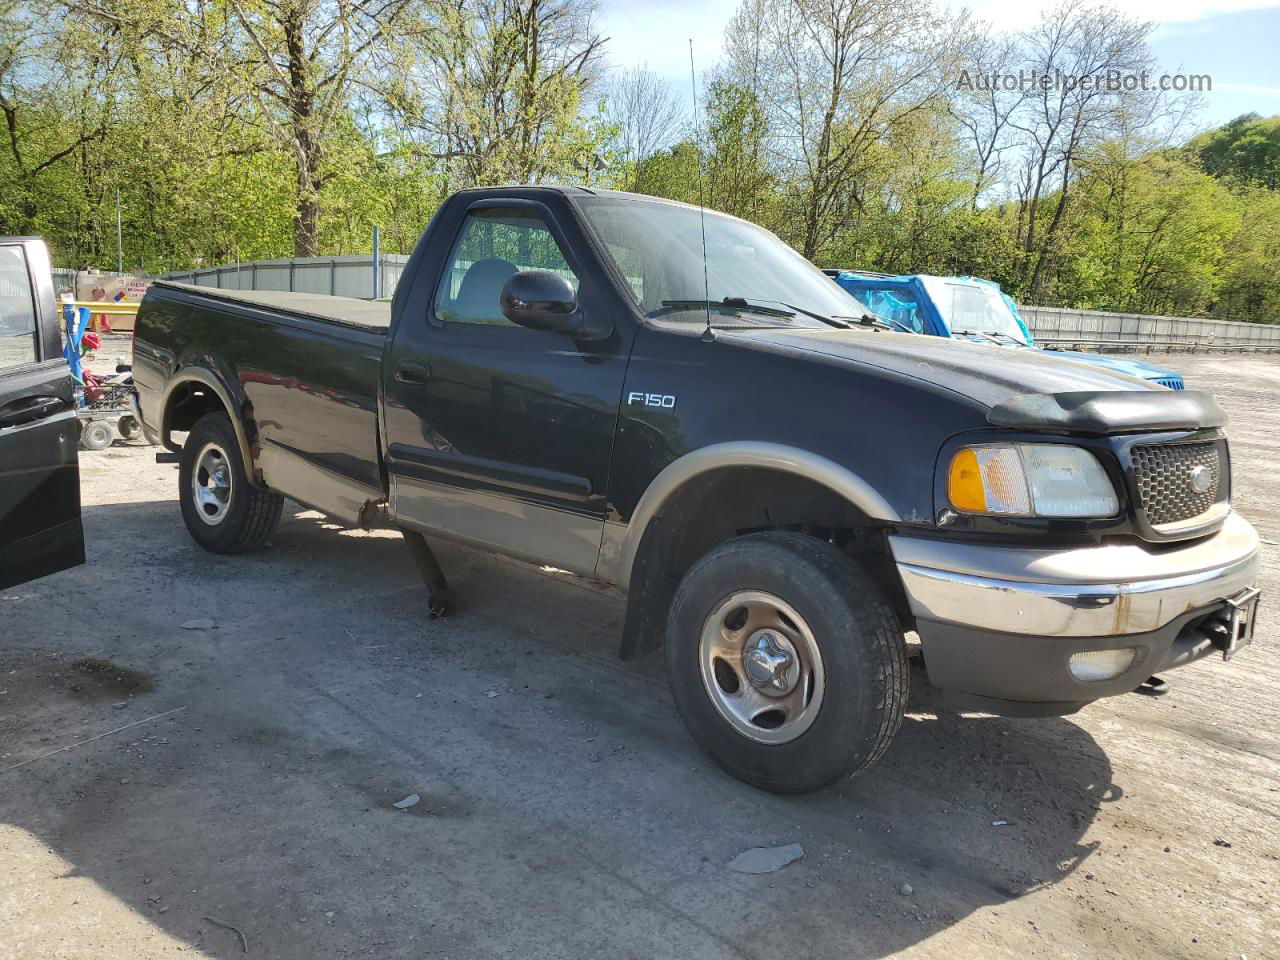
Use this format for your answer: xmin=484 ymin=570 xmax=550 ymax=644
xmin=0 ymin=498 xmax=1113 ymax=958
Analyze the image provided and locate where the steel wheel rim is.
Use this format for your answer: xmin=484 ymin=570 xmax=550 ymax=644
xmin=192 ymin=442 xmax=233 ymax=526
xmin=698 ymin=590 xmax=825 ymax=745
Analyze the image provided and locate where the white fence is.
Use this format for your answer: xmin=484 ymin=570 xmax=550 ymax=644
xmin=160 ymin=254 xmax=410 ymax=300
xmin=1021 ymin=305 xmax=1280 ymax=352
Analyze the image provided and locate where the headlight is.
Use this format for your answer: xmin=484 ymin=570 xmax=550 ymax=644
xmin=947 ymin=444 xmax=1118 ymax=518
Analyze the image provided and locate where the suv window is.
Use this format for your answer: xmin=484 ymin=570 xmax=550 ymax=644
xmin=0 ymin=245 xmax=37 ymax=369
xmin=435 ymin=208 xmax=578 ymax=327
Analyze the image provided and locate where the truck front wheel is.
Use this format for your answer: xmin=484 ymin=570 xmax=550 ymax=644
xmin=665 ymin=531 xmax=909 ymax=793
xmin=178 ymin=412 xmax=283 ymax=553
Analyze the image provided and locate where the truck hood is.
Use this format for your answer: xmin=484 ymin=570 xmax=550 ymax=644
xmin=724 ymin=327 xmax=1152 ymax=404
xmin=1042 ymin=348 xmax=1181 ymax=383
xmin=721 ymin=327 xmax=1223 ymax=433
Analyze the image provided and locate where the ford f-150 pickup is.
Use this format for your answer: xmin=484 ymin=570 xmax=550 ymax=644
xmin=131 ymin=187 xmax=1262 ymax=793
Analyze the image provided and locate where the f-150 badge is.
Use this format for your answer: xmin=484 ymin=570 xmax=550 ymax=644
xmin=628 ymin=392 xmax=676 ymax=409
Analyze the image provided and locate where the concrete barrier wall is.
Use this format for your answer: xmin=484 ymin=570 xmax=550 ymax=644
xmin=1021 ymin=305 xmax=1280 ymax=350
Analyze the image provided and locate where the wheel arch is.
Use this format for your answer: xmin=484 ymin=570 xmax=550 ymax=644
xmin=606 ymin=442 xmax=905 ymax=661
xmin=160 ymin=367 xmax=260 ymax=486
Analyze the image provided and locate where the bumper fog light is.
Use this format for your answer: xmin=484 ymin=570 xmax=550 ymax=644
xmin=1069 ymin=648 xmax=1138 ymax=682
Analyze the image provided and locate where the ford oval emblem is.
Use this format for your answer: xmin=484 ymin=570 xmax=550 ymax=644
xmin=1187 ymin=464 xmax=1213 ymax=495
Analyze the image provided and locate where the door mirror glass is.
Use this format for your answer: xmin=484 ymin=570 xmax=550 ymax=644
xmin=500 ymin=271 xmax=579 ymax=333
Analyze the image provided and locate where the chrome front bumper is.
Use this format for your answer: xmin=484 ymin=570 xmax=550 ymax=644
xmin=892 ymin=511 xmax=1259 ymax=637
xmin=890 ymin=511 xmax=1261 ymax=711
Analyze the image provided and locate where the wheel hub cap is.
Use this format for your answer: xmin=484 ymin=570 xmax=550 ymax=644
xmin=742 ymin=630 xmax=799 ymax=696
xmin=697 ymin=590 xmax=825 ymax=745
xmin=192 ymin=443 xmax=233 ymax=526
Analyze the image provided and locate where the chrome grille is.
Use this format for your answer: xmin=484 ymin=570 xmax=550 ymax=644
xmin=1130 ymin=441 xmax=1225 ymax=527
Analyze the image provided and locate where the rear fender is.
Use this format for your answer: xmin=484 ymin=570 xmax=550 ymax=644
xmin=160 ymin=366 xmax=260 ymax=486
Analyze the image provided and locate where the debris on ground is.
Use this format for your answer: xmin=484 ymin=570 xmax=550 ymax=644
xmin=203 ymin=915 xmax=249 ymax=953
xmin=899 ymin=882 xmax=913 ymax=896
xmin=181 ymin=619 xmax=216 ymax=630
xmin=726 ymin=843 xmax=804 ymax=874
xmin=392 ymin=794 xmax=420 ymax=810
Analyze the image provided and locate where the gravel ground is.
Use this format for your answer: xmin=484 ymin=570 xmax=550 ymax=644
xmin=1 ymin=352 xmax=1276 ymax=959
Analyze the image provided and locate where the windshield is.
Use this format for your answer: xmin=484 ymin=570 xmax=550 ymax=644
xmin=844 ymin=283 xmax=927 ymax=333
xmin=575 ymin=196 xmax=870 ymax=325
xmin=919 ymin=276 xmax=1030 ymax=344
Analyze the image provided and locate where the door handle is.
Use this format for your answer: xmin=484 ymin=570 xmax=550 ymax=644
xmin=0 ymin=396 xmax=64 ymax=428
xmin=395 ymin=360 xmax=431 ymax=385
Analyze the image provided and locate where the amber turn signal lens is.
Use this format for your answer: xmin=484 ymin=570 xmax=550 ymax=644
xmin=948 ymin=448 xmax=987 ymax=512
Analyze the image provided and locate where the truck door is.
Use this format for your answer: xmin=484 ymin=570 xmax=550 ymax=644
xmin=382 ymin=199 xmax=631 ymax=577
xmin=0 ymin=239 xmax=85 ymax=590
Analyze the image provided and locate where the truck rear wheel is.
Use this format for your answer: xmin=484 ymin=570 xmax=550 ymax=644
xmin=179 ymin=412 xmax=283 ymax=554
xmin=665 ymin=531 xmax=908 ymax=794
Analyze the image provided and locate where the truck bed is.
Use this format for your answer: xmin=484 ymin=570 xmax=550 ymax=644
xmin=155 ymin=282 xmax=391 ymax=333
xmin=134 ymin=283 xmax=389 ymax=525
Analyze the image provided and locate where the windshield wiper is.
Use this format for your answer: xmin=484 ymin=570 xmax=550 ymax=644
xmin=981 ymin=330 xmax=1026 ymax=345
xmin=951 ymin=329 xmax=999 ymax=344
xmin=846 ymin=313 xmax=915 ymax=334
xmin=658 ymin=297 xmax=862 ymax=332
xmin=659 ymin=298 xmax=796 ymax=320
xmin=769 ymin=300 xmax=852 ymax=329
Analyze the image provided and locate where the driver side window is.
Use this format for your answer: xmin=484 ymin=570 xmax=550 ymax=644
xmin=0 ymin=246 xmax=38 ymax=370
xmin=435 ymin=209 xmax=579 ymax=327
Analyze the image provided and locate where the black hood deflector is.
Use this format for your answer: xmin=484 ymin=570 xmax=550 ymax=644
xmin=987 ymin=390 xmax=1226 ymax=435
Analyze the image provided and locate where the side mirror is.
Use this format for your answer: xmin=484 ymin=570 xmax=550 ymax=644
xmin=499 ymin=271 xmax=609 ymax=340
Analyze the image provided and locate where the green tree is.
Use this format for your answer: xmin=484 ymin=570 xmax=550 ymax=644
xmin=704 ymin=80 xmax=771 ymax=222
xmin=1193 ymin=113 xmax=1280 ymax=189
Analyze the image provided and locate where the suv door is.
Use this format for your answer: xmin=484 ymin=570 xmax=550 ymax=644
xmin=0 ymin=238 xmax=85 ymax=590
xmin=383 ymin=197 xmax=633 ymax=576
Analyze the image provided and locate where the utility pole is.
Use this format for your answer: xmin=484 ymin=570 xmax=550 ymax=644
xmin=115 ymin=189 xmax=123 ymax=274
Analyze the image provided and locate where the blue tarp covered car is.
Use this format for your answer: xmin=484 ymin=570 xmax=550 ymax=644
xmin=827 ymin=270 xmax=1185 ymax=390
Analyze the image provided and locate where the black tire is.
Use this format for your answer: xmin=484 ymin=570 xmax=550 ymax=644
xmin=117 ymin=415 xmax=141 ymax=440
xmin=178 ymin=412 xmax=283 ymax=553
xmin=665 ymin=531 xmax=908 ymax=794
xmin=80 ymin=420 xmax=113 ymax=451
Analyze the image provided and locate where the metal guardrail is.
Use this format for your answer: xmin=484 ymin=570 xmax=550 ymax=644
xmin=1038 ymin=337 xmax=1280 ymax=354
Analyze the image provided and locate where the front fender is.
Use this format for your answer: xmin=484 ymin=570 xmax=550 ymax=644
xmin=597 ymin=441 xmax=901 ymax=589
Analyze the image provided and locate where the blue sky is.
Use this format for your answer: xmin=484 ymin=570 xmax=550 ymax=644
xmin=596 ymin=0 xmax=1280 ymax=132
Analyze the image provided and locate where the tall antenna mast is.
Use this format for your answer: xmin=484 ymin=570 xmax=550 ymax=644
xmin=688 ymin=38 xmax=714 ymax=342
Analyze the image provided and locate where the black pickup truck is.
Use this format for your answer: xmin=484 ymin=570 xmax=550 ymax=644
xmin=131 ymin=187 xmax=1261 ymax=793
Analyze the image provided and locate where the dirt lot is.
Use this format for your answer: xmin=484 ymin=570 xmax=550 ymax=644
xmin=2 ymin=353 xmax=1277 ymax=959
